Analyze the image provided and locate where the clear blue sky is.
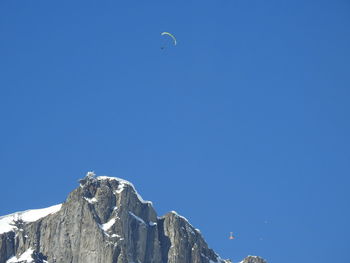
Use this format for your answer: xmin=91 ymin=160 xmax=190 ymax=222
xmin=1 ymin=0 xmax=349 ymax=262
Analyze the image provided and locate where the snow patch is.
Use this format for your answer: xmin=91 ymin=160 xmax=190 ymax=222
xmin=115 ymin=183 xmax=125 ymax=194
xmin=128 ymin=212 xmax=146 ymax=225
xmin=6 ymin=248 xmax=34 ymax=263
xmin=99 ymin=218 xmax=116 ymax=232
xmin=0 ymin=204 xmax=62 ymax=234
xmin=84 ymin=197 xmax=97 ymax=204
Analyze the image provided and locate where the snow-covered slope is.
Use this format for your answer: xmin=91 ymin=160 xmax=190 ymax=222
xmin=0 ymin=204 xmax=62 ymax=234
xmin=6 ymin=248 xmax=36 ymax=263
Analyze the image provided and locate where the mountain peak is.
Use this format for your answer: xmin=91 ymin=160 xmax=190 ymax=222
xmin=0 ymin=173 xmax=266 ymax=263
xmin=240 ymin=256 xmax=268 ymax=263
xmin=79 ymin=173 xmax=152 ymax=205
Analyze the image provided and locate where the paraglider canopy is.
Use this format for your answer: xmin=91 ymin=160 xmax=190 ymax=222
xmin=161 ymin=32 xmax=177 ymax=46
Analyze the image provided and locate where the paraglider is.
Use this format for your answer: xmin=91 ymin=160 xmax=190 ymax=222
xmin=229 ymin=232 xmax=235 ymax=240
xmin=160 ymin=32 xmax=177 ymax=49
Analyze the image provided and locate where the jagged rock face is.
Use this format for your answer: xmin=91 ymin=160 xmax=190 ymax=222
xmin=160 ymin=212 xmax=220 ymax=263
xmin=240 ymin=256 xmax=267 ymax=263
xmin=0 ymin=175 xmax=265 ymax=263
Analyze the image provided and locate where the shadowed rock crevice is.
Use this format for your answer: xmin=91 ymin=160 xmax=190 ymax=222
xmin=0 ymin=232 xmax=15 ymax=263
xmin=157 ymin=217 xmax=170 ymax=263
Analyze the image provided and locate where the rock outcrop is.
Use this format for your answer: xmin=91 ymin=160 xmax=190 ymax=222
xmin=0 ymin=173 xmax=267 ymax=263
xmin=240 ymin=256 xmax=267 ymax=263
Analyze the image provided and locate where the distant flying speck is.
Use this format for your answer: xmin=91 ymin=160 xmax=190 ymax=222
xmin=229 ymin=232 xmax=235 ymax=240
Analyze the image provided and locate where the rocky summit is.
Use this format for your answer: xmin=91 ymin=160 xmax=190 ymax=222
xmin=0 ymin=173 xmax=267 ymax=263
xmin=239 ymin=256 xmax=267 ymax=263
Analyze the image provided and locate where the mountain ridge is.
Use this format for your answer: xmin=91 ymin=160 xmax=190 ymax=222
xmin=0 ymin=173 xmax=267 ymax=263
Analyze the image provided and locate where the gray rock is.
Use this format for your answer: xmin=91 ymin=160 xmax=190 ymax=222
xmin=240 ymin=256 xmax=267 ymax=263
xmin=0 ymin=174 xmax=266 ymax=263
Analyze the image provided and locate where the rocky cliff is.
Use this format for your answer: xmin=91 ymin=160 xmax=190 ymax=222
xmin=0 ymin=173 xmax=267 ymax=263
